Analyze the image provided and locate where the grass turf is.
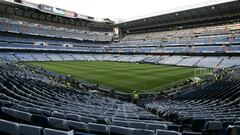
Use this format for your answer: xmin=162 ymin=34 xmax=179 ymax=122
xmin=27 ymin=61 xmax=203 ymax=93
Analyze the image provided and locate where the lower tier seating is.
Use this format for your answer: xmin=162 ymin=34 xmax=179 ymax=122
xmin=0 ymin=52 xmax=240 ymax=68
xmin=0 ymin=61 xmax=183 ymax=135
xmin=145 ymin=69 xmax=240 ymax=135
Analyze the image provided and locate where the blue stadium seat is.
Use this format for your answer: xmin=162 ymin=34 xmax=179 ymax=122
xmin=48 ymin=117 xmax=69 ymax=130
xmin=128 ymin=121 xmax=147 ymax=129
xmin=31 ymin=114 xmax=49 ymax=127
xmin=146 ymin=123 xmax=168 ymax=130
xmin=203 ymin=122 xmax=223 ymax=135
xmin=65 ymin=113 xmax=81 ymax=121
xmin=109 ymin=125 xmax=135 ymax=135
xmin=66 ymin=120 xmax=87 ymax=132
xmin=1 ymin=107 xmax=32 ymax=123
xmin=112 ymin=119 xmax=129 ymax=127
xmin=87 ymin=123 xmax=109 ymax=135
xmin=0 ymin=119 xmax=19 ymax=135
xmin=156 ymin=129 xmax=181 ymax=135
xmin=182 ymin=132 xmax=202 ymax=135
xmin=20 ymin=124 xmax=42 ymax=135
xmin=52 ymin=111 xmax=65 ymax=119
xmin=226 ymin=125 xmax=240 ymax=135
xmin=43 ymin=128 xmax=74 ymax=135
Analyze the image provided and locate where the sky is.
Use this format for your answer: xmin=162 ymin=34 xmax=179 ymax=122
xmin=29 ymin=0 xmax=213 ymax=21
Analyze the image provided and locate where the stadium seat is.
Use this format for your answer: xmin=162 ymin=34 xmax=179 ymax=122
xmin=109 ymin=125 xmax=135 ymax=135
xmin=87 ymin=123 xmax=109 ymax=135
xmin=204 ymin=121 xmax=223 ymax=130
xmin=233 ymin=121 xmax=240 ymax=125
xmin=11 ymin=104 xmax=28 ymax=112
xmin=0 ymin=119 xmax=19 ymax=135
xmin=191 ymin=118 xmax=207 ymax=132
xmin=16 ymin=109 xmax=32 ymax=123
xmin=96 ymin=116 xmax=111 ymax=124
xmin=74 ymin=132 xmax=95 ymax=135
xmin=0 ymin=99 xmax=13 ymax=108
xmin=146 ymin=123 xmax=168 ymax=130
xmin=112 ymin=119 xmax=129 ymax=127
xmin=80 ymin=116 xmax=97 ymax=123
xmin=222 ymin=121 xmax=235 ymax=128
xmin=48 ymin=117 xmax=69 ymax=130
xmin=20 ymin=124 xmax=42 ymax=135
xmin=153 ymin=121 xmax=173 ymax=126
xmin=43 ymin=128 xmax=74 ymax=135
xmin=52 ymin=111 xmax=65 ymax=119
xmin=156 ymin=129 xmax=181 ymax=135
xmin=1 ymin=107 xmax=16 ymax=120
xmin=66 ymin=120 xmax=87 ymax=132
xmin=28 ymin=107 xmax=42 ymax=115
xmin=226 ymin=125 xmax=240 ymax=135
xmin=41 ymin=109 xmax=52 ymax=117
xmin=65 ymin=113 xmax=81 ymax=121
xmin=128 ymin=121 xmax=147 ymax=129
xmin=132 ymin=129 xmax=155 ymax=135
xmin=31 ymin=114 xmax=49 ymax=127
xmin=182 ymin=131 xmax=202 ymax=135
xmin=1 ymin=107 xmax=32 ymax=123
xmin=168 ymin=125 xmax=183 ymax=132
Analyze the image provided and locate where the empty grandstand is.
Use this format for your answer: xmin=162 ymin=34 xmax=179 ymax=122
xmin=0 ymin=0 xmax=240 ymax=135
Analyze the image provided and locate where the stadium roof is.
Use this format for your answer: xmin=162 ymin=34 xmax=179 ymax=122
xmin=0 ymin=0 xmax=113 ymax=23
xmin=118 ymin=0 xmax=236 ymax=24
xmin=117 ymin=0 xmax=240 ymax=32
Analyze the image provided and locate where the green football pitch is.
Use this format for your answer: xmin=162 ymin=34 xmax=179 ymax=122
xmin=28 ymin=61 xmax=206 ymax=93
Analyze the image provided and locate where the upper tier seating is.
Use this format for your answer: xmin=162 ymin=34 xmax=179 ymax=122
xmin=0 ymin=32 xmax=240 ymax=53
xmin=0 ymin=17 xmax=112 ymax=42
xmin=121 ymin=23 xmax=240 ymax=42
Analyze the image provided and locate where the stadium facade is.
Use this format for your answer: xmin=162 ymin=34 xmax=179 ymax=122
xmin=0 ymin=0 xmax=240 ymax=135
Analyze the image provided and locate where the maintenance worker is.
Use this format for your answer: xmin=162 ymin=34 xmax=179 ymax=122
xmin=133 ymin=90 xmax=139 ymax=104
xmin=67 ymin=82 xmax=71 ymax=89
